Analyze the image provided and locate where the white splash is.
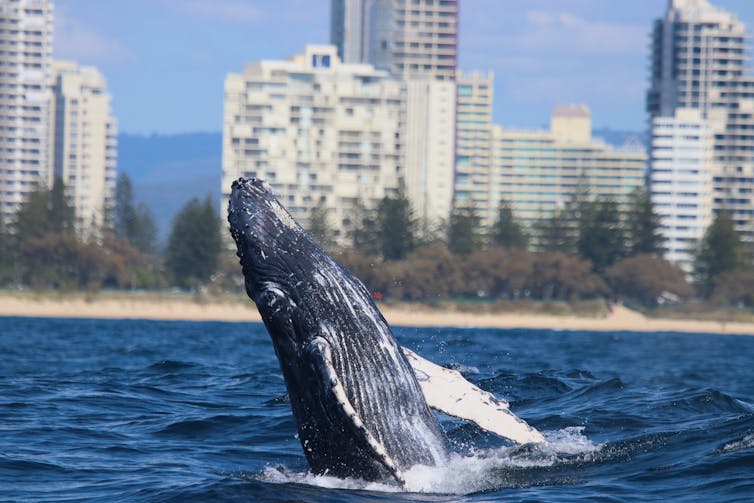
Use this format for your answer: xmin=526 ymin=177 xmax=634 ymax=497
xmin=254 ymin=426 xmax=602 ymax=495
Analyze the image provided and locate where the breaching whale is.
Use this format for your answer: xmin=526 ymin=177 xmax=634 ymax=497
xmin=228 ymin=178 xmax=544 ymax=485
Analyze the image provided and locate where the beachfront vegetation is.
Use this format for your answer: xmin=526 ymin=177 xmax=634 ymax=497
xmin=0 ymin=180 xmax=753 ymax=312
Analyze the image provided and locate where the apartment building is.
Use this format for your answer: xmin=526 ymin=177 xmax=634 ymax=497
xmin=222 ymin=45 xmax=404 ymax=244
xmin=491 ymin=106 xmax=647 ymax=237
xmin=649 ymin=108 xmax=714 ymax=273
xmin=648 ymin=0 xmax=754 ymax=242
xmin=330 ymin=0 xmax=458 ymax=82
xmin=50 ymin=60 xmax=118 ymax=237
xmin=0 ymin=0 xmax=53 ymax=224
xmin=453 ymin=70 xmax=494 ymax=227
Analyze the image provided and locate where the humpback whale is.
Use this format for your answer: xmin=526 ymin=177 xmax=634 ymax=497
xmin=228 ymin=178 xmax=543 ymax=485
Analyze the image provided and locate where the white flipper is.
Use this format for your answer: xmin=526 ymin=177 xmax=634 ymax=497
xmin=402 ymin=347 xmax=546 ymax=445
xmin=309 ymin=337 xmax=406 ymax=485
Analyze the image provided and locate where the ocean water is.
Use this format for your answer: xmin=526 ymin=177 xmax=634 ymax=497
xmin=1 ymin=317 xmax=753 ymax=502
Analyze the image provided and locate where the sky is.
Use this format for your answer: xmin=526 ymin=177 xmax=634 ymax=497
xmin=53 ymin=0 xmax=754 ymax=135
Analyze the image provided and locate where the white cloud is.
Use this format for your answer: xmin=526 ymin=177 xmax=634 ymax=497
xmin=166 ymin=0 xmax=262 ymax=24
xmin=54 ymin=9 xmax=135 ymax=65
xmin=518 ymin=9 xmax=647 ymax=55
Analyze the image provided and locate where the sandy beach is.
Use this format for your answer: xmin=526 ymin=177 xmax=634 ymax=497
xmin=1 ymin=292 xmax=753 ymax=335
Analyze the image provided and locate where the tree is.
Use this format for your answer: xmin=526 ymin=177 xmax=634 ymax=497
xmin=164 ymin=196 xmax=222 ymax=289
xmin=463 ymin=247 xmax=534 ymax=299
xmin=694 ymin=211 xmax=746 ymax=297
xmin=349 ymin=198 xmax=379 ymax=255
xmin=625 ymin=188 xmax=663 ymax=256
xmin=577 ymin=199 xmax=625 ymax=271
xmin=49 ymin=176 xmax=76 ymax=235
xmin=490 ymin=200 xmax=528 ymax=249
xmin=307 ymin=199 xmax=336 ymax=249
xmin=0 ymin=217 xmax=12 ymax=285
xmin=605 ymin=254 xmax=693 ymax=306
xmin=376 ymin=189 xmax=416 ymax=261
xmin=14 ymin=178 xmax=76 ymax=242
xmin=536 ymin=209 xmax=576 ymax=254
xmin=114 ymin=172 xmax=158 ymax=254
xmin=447 ymin=205 xmax=482 ymax=256
xmin=526 ymin=252 xmax=607 ymax=300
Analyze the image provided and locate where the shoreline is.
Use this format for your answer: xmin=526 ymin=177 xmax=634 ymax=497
xmin=1 ymin=293 xmax=753 ymax=336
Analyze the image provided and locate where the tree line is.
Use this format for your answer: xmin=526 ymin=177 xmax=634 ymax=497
xmin=321 ymin=188 xmax=754 ymax=308
xmin=1 ymin=175 xmax=752 ymax=310
xmin=0 ymin=173 xmax=223 ymax=292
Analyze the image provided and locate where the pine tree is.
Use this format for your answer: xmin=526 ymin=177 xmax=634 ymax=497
xmin=114 ymin=172 xmax=158 ymax=254
xmin=376 ymin=188 xmax=416 ymax=261
xmin=447 ymin=205 xmax=482 ymax=256
xmin=626 ymin=188 xmax=663 ymax=256
xmin=165 ymin=196 xmax=222 ymax=289
xmin=694 ymin=211 xmax=746 ymax=296
xmin=576 ymin=199 xmax=625 ymax=271
xmin=307 ymin=199 xmax=336 ymax=249
xmin=349 ymin=198 xmax=379 ymax=255
xmin=490 ymin=199 xmax=528 ymax=249
xmin=536 ymin=209 xmax=576 ymax=254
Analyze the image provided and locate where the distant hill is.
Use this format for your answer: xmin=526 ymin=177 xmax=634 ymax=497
xmin=117 ymin=132 xmax=222 ymax=243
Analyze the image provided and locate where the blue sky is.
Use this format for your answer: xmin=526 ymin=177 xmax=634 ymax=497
xmin=53 ymin=0 xmax=754 ymax=135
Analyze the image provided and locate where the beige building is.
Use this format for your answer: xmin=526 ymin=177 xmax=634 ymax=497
xmin=0 ymin=0 xmax=54 ymax=224
xmin=222 ymin=45 xmax=404 ymax=244
xmin=489 ymin=106 xmax=647 ymax=238
xmin=330 ymin=0 xmax=458 ymax=82
xmin=50 ymin=60 xmax=118 ymax=238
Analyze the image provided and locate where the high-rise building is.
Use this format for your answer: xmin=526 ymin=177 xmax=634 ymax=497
xmin=648 ymin=0 xmax=754 ymax=242
xmin=0 ymin=0 xmax=54 ymax=225
xmin=403 ymin=78 xmax=456 ymax=232
xmin=490 ymin=106 xmax=647 ymax=240
xmin=50 ymin=60 xmax=118 ymax=238
xmin=222 ymin=45 xmax=404 ymax=244
xmin=330 ymin=0 xmax=458 ymax=82
xmin=453 ymin=70 xmax=494 ymax=227
xmin=649 ymin=108 xmax=714 ymax=273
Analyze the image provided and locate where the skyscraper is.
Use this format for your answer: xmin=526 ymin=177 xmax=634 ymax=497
xmin=330 ymin=0 xmax=458 ymax=82
xmin=50 ymin=60 xmax=118 ymax=238
xmin=648 ymin=0 xmax=754 ymax=243
xmin=0 ymin=0 xmax=54 ymax=225
xmin=649 ymin=108 xmax=713 ymax=273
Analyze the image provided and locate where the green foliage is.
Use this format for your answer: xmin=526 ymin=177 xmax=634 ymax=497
xmin=526 ymin=252 xmax=607 ymax=300
xmin=14 ymin=177 xmax=76 ymax=242
xmin=625 ymin=188 xmax=664 ymax=256
xmin=577 ymin=199 xmax=625 ymax=271
xmin=462 ymin=247 xmax=533 ymax=299
xmin=447 ymin=206 xmax=483 ymax=256
xmin=605 ymin=254 xmax=693 ymax=306
xmin=376 ymin=189 xmax=416 ymax=261
xmin=165 ymin=196 xmax=222 ymax=289
xmin=694 ymin=211 xmax=746 ymax=297
xmin=307 ymin=199 xmax=336 ymax=249
xmin=349 ymin=198 xmax=379 ymax=255
xmin=0 ymin=217 xmax=12 ymax=285
xmin=386 ymin=245 xmax=463 ymax=300
xmin=489 ymin=200 xmax=528 ymax=249
xmin=710 ymin=269 xmax=754 ymax=307
xmin=535 ymin=209 xmax=576 ymax=254
xmin=114 ymin=172 xmax=158 ymax=254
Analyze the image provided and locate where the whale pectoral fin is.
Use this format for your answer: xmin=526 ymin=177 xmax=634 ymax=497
xmin=308 ymin=337 xmax=406 ymax=486
xmin=401 ymin=347 xmax=546 ymax=445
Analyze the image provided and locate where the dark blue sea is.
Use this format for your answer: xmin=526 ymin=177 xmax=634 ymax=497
xmin=2 ymin=317 xmax=753 ymax=502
